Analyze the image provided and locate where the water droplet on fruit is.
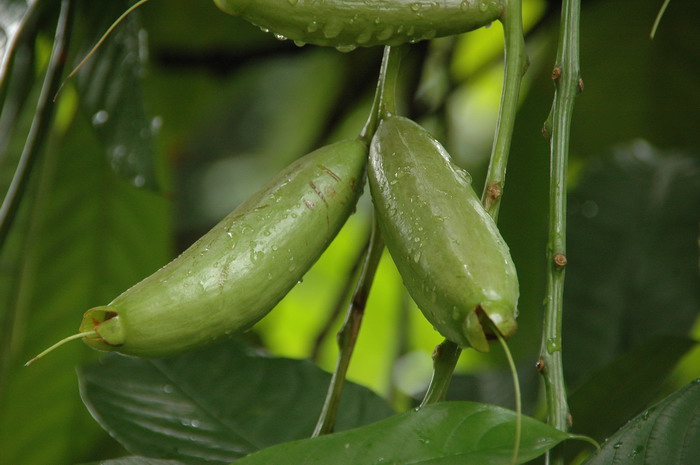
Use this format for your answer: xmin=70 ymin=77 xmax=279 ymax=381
xmin=336 ymin=44 xmax=357 ymax=53
xmin=307 ymin=21 xmax=319 ymax=33
xmin=376 ymin=26 xmax=394 ymax=41
xmin=323 ymin=18 xmax=344 ymax=38
xmin=356 ymin=27 xmax=373 ymax=44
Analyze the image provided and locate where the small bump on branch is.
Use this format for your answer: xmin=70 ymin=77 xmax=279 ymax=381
xmin=554 ymin=253 xmax=568 ymax=268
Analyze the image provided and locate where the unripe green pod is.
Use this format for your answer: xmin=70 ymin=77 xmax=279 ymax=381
xmin=368 ymin=116 xmax=518 ymax=352
xmin=213 ymin=0 xmax=504 ymax=50
xmin=64 ymin=139 xmax=367 ymax=359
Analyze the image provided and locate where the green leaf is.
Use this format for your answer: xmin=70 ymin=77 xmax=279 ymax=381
xmin=563 ymin=143 xmax=700 ymax=388
xmin=236 ymin=402 xmax=586 ymax=465
xmin=0 ymin=112 xmax=170 ymax=463
xmin=75 ymin=0 xmax=158 ymax=188
xmin=83 ymin=457 xmax=187 ymax=465
xmin=581 ymin=379 xmax=700 ymax=465
xmin=568 ymin=335 xmax=697 ymax=442
xmin=78 ymin=338 xmax=394 ymax=464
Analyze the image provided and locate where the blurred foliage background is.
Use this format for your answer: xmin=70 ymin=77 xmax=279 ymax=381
xmin=0 ymin=0 xmax=698 ymax=463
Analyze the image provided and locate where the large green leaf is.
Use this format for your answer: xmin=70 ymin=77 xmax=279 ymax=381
xmin=235 ymin=401 xmax=588 ymax=465
xmin=566 ymin=335 xmax=697 ymax=460
xmin=0 ymin=112 xmax=170 ymax=464
xmin=563 ymin=143 xmax=700 ymax=388
xmin=75 ymin=0 xmax=158 ymax=188
xmin=84 ymin=458 xmax=186 ymax=465
xmin=79 ymin=338 xmax=394 ymax=464
xmin=582 ymin=379 xmax=700 ymax=465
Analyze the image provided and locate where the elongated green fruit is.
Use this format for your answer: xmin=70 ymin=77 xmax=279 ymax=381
xmin=214 ymin=0 xmax=504 ymax=50
xmin=368 ymin=116 xmax=518 ymax=352
xmin=72 ymin=139 xmax=367 ymax=358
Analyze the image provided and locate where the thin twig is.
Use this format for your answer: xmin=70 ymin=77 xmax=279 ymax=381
xmin=312 ymin=217 xmax=384 ymax=437
xmin=0 ymin=0 xmax=75 ymax=252
xmin=420 ymin=0 xmax=528 ymax=406
xmin=312 ymin=45 xmax=404 ymax=436
xmin=54 ymin=0 xmax=152 ymax=100
xmin=539 ymin=0 xmax=581 ymax=463
xmin=310 ymin=237 xmax=369 ymax=362
xmin=650 ymin=0 xmax=672 ymax=39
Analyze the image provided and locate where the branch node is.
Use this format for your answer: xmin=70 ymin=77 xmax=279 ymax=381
xmin=554 ymin=253 xmax=568 ymax=268
xmin=541 ymin=123 xmax=551 ymax=140
xmin=535 ymin=358 xmax=545 ymax=372
xmin=484 ymin=182 xmax=503 ymax=210
xmin=551 ymin=66 xmax=562 ymax=81
xmin=578 ymin=78 xmax=585 ymax=93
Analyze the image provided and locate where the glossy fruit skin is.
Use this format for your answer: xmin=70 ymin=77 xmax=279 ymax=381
xmin=213 ymin=0 xmax=504 ymax=50
xmin=368 ymin=116 xmax=518 ymax=352
xmin=80 ymin=139 xmax=367 ymax=358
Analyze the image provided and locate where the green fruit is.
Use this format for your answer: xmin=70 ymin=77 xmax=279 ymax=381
xmin=368 ymin=116 xmax=518 ymax=352
xmin=78 ymin=139 xmax=367 ymax=358
xmin=213 ymin=0 xmax=504 ymax=50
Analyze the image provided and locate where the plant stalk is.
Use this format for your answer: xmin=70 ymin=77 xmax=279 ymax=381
xmin=310 ymin=236 xmax=369 ymax=362
xmin=539 ymin=0 xmax=581 ymax=463
xmin=420 ymin=0 xmax=527 ymax=406
xmin=313 ymin=45 xmax=404 ymax=436
xmin=312 ymin=218 xmax=384 ymax=437
xmin=0 ymin=0 xmax=75 ymax=252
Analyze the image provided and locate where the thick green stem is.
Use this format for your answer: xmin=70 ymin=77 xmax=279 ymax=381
xmin=419 ymin=340 xmax=461 ymax=407
xmin=312 ymin=218 xmax=384 ymax=437
xmin=359 ymin=45 xmax=406 ymax=144
xmin=420 ymin=0 xmax=527 ymax=406
xmin=482 ymin=0 xmax=528 ymax=217
xmin=539 ymin=0 xmax=581 ymax=463
xmin=0 ymin=0 xmax=74 ymax=251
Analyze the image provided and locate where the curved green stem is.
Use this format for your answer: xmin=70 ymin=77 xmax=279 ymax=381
xmin=420 ymin=0 xmax=527 ymax=407
xmin=494 ymin=325 xmax=521 ymax=465
xmin=419 ymin=340 xmax=461 ymax=407
xmin=539 ymin=0 xmax=581 ymax=464
xmin=359 ymin=45 xmax=406 ymax=144
xmin=312 ymin=217 xmax=384 ymax=437
xmin=0 ymin=0 xmax=74 ymax=252
xmin=650 ymin=0 xmax=672 ymax=39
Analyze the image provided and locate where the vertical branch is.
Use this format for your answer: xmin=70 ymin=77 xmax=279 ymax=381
xmin=420 ymin=0 xmax=527 ymax=406
xmin=312 ymin=218 xmax=384 ymax=437
xmin=313 ymin=45 xmax=404 ymax=436
xmin=310 ymin=236 xmax=369 ymax=362
xmin=539 ymin=0 xmax=581 ymax=463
